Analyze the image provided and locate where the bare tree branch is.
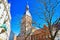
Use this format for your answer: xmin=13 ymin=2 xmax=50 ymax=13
xmin=54 ymin=30 xmax=59 ymax=38
xmin=52 ymin=1 xmax=60 ymax=10
xmin=36 ymin=0 xmax=60 ymax=40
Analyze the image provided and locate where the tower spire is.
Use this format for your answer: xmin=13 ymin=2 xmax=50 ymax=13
xmin=26 ymin=1 xmax=31 ymax=17
xmin=26 ymin=1 xmax=29 ymax=11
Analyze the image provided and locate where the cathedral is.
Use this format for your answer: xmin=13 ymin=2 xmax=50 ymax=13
xmin=0 ymin=0 xmax=11 ymax=40
xmin=17 ymin=4 xmax=37 ymax=40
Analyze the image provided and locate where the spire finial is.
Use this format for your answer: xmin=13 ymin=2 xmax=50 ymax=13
xmin=26 ymin=1 xmax=29 ymax=10
xmin=25 ymin=1 xmax=31 ymax=17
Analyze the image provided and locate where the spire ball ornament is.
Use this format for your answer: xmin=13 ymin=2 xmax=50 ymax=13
xmin=26 ymin=4 xmax=31 ymax=17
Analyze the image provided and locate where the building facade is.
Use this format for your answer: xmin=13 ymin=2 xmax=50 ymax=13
xmin=31 ymin=25 xmax=51 ymax=40
xmin=0 ymin=0 xmax=11 ymax=40
xmin=31 ymin=23 xmax=60 ymax=40
xmin=14 ymin=35 xmax=17 ymax=40
xmin=9 ymin=31 xmax=14 ymax=40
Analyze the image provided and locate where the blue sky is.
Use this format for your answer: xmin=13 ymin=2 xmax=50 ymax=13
xmin=8 ymin=0 xmax=60 ymax=36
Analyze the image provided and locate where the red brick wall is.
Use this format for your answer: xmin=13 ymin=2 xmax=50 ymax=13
xmin=31 ymin=25 xmax=51 ymax=40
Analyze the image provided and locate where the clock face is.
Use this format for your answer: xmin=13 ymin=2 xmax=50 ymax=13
xmin=0 ymin=3 xmax=4 ymax=15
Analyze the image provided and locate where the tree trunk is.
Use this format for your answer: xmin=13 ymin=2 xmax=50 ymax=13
xmin=25 ymin=38 xmax=26 ymax=40
xmin=25 ymin=36 xmax=27 ymax=40
xmin=51 ymin=37 xmax=54 ymax=40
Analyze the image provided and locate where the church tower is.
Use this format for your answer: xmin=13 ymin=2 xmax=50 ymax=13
xmin=21 ymin=4 xmax=32 ymax=35
xmin=17 ymin=4 xmax=32 ymax=40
